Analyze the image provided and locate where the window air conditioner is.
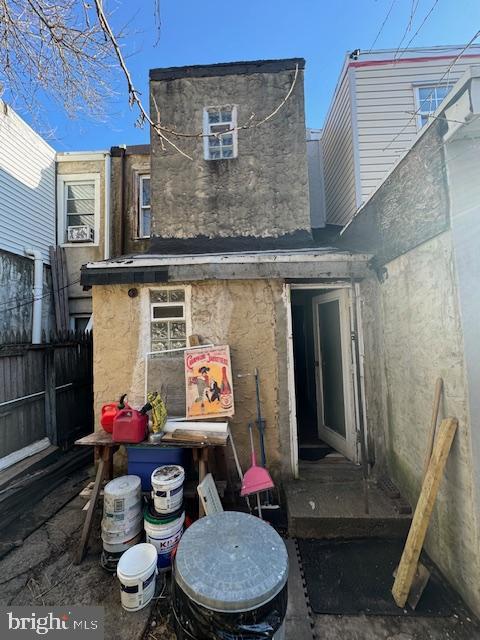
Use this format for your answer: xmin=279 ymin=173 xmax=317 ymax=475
xmin=67 ymin=225 xmax=94 ymax=243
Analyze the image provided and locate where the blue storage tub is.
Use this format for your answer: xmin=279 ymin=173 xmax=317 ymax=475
xmin=126 ymin=446 xmax=187 ymax=491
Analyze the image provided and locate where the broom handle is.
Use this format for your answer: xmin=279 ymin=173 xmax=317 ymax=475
xmin=249 ymin=423 xmax=256 ymax=466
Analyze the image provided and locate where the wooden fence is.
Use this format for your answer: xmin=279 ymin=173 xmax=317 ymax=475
xmin=0 ymin=331 xmax=93 ymax=458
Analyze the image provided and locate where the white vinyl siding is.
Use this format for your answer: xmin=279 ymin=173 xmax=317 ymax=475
xmin=0 ymin=100 xmax=55 ymax=263
xmin=322 ymin=70 xmax=357 ymax=226
xmin=354 ymin=56 xmax=480 ymax=204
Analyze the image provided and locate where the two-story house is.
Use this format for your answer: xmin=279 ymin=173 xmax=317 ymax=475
xmin=322 ymin=44 xmax=480 ymax=225
xmin=81 ymin=58 xmax=372 ymax=484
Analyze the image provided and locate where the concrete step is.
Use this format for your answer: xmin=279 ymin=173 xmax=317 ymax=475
xmin=285 ymin=475 xmax=411 ymax=540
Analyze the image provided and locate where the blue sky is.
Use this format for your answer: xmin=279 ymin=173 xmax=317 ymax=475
xmin=24 ymin=0 xmax=480 ymax=151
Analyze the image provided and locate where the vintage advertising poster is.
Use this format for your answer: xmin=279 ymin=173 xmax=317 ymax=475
xmin=184 ymin=346 xmax=234 ymax=419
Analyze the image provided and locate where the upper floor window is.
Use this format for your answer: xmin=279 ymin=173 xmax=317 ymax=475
xmin=203 ymin=105 xmax=238 ymax=160
xmin=57 ymin=174 xmax=100 ymax=245
xmin=138 ymin=175 xmax=151 ymax=238
xmin=415 ymin=84 xmax=454 ymax=128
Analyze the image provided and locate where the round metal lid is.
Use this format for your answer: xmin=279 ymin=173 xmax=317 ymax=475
xmin=174 ymin=511 xmax=288 ymax=612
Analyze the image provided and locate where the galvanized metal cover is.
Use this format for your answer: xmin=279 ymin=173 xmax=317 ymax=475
xmin=174 ymin=511 xmax=288 ymax=612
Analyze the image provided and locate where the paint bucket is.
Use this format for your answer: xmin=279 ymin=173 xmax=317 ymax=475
xmin=173 ymin=512 xmax=288 ymax=639
xmin=100 ymin=532 xmax=143 ymax=574
xmin=144 ymin=506 xmax=185 ymax=571
xmin=101 ymin=515 xmax=143 ymax=546
xmin=103 ymin=475 xmax=142 ymax=529
xmin=151 ymin=465 xmax=185 ymax=514
xmin=102 ymin=531 xmax=143 ymax=554
xmin=117 ymin=543 xmax=158 ymax=612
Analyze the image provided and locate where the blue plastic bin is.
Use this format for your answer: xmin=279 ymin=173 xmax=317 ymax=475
xmin=126 ymin=446 xmax=187 ymax=491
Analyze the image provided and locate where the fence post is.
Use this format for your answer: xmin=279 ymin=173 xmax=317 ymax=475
xmin=44 ymin=346 xmax=57 ymax=446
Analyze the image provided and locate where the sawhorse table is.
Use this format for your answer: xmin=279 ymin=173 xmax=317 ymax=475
xmin=74 ymin=430 xmax=223 ymax=564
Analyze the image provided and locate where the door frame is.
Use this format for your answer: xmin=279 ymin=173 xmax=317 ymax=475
xmin=312 ymin=289 xmax=357 ymax=461
xmin=285 ymin=283 xmax=366 ymax=477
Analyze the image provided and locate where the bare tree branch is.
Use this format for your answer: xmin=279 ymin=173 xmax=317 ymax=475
xmin=0 ymin=0 xmax=122 ymax=126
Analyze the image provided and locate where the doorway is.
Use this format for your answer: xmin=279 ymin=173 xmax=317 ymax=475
xmin=290 ymin=286 xmax=360 ymax=466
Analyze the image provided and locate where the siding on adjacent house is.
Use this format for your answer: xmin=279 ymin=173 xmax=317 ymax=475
xmin=0 ymin=101 xmax=56 ymax=263
xmin=355 ymin=56 xmax=480 ymax=203
xmin=323 ymin=47 xmax=480 ymax=226
xmin=321 ymin=68 xmax=356 ymax=226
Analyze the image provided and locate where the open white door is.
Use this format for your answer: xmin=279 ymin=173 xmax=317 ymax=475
xmin=312 ymin=289 xmax=357 ymax=461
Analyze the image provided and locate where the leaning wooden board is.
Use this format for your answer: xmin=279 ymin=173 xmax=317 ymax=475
xmin=392 ymin=417 xmax=458 ymax=608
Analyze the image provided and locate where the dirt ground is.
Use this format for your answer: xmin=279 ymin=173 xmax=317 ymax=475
xmin=0 ymin=470 xmax=479 ymax=640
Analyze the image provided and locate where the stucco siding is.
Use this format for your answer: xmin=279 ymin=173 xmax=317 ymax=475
xmin=149 ymin=64 xmax=311 ymax=245
xmin=92 ymin=279 xmax=289 ymax=480
xmin=0 ymin=101 xmax=56 ymax=263
xmin=57 ymin=157 xmax=106 ymax=317
xmin=322 ymin=70 xmax=356 ymax=226
xmin=355 ymin=56 xmax=480 ymax=203
xmin=380 ymin=232 xmax=480 ymax=614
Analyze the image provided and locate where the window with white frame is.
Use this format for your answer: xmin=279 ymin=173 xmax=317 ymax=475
xmin=415 ymin=84 xmax=454 ymax=128
xmin=138 ymin=175 xmax=151 ymax=238
xmin=203 ymin=105 xmax=238 ymax=160
xmin=70 ymin=314 xmax=91 ymax=332
xmin=150 ymin=289 xmax=187 ymax=351
xmin=57 ymin=174 xmax=99 ymax=244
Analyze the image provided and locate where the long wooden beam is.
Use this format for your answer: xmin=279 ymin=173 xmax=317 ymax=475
xmin=392 ymin=417 xmax=458 ymax=608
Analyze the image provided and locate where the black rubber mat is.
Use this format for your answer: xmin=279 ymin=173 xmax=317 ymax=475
xmin=298 ymin=538 xmax=457 ymax=616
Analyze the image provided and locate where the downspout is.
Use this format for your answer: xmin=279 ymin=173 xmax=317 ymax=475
xmin=24 ymin=248 xmax=43 ymax=344
xmin=104 ymin=151 xmax=111 ymax=260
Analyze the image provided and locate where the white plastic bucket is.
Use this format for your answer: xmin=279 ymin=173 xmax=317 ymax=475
xmin=103 ymin=476 xmax=142 ymax=529
xmin=144 ymin=510 xmax=185 ymax=570
xmin=151 ymin=465 xmax=185 ymax=514
xmin=101 ymin=515 xmax=143 ymax=545
xmin=117 ymin=543 xmax=158 ymax=611
xmin=102 ymin=531 xmax=142 ymax=554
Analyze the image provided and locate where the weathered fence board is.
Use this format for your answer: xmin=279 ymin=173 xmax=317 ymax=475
xmin=0 ymin=332 xmax=93 ymax=457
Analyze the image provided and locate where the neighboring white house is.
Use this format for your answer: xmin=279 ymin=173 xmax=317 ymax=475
xmin=0 ymin=101 xmax=56 ymax=337
xmin=322 ymin=44 xmax=480 ymax=226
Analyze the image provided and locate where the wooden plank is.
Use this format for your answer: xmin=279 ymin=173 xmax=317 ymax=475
xmin=75 ymin=446 xmax=108 ymax=564
xmin=49 ymin=246 xmax=62 ymax=333
xmin=162 ymin=429 xmax=228 ymax=446
xmin=422 ymin=378 xmax=443 ymax=481
xmin=392 ymin=417 xmax=458 ymax=608
xmin=44 ymin=348 xmax=57 ymax=446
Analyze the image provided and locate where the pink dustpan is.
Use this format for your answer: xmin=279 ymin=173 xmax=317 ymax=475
xmin=241 ymin=424 xmax=274 ymax=497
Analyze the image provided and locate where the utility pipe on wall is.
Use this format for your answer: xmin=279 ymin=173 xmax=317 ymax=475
xmin=24 ymin=247 xmax=43 ymax=344
xmin=104 ymin=151 xmax=111 ymax=260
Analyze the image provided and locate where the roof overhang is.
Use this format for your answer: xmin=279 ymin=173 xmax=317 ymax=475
xmin=81 ymin=248 xmax=372 ymax=286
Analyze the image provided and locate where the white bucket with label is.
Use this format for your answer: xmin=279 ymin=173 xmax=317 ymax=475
xmin=103 ymin=475 xmax=142 ymax=530
xmin=151 ymin=465 xmax=185 ymax=514
xmin=117 ymin=543 xmax=158 ymax=611
xmin=144 ymin=509 xmax=185 ymax=571
xmin=101 ymin=514 xmax=143 ymax=546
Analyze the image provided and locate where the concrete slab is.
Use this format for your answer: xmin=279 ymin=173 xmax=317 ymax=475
xmin=312 ymin=612 xmax=480 ymax=639
xmin=286 ymin=462 xmax=411 ymax=539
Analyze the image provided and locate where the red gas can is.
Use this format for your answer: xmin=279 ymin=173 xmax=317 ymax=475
xmin=112 ymin=409 xmax=148 ymax=443
xmin=100 ymin=395 xmax=130 ymax=433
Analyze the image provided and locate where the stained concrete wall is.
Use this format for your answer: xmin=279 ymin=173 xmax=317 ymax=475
xmin=339 ymin=88 xmax=480 ymax=613
xmin=0 ymin=250 xmax=54 ymax=338
xmin=91 ymin=279 xmax=291 ymax=480
xmin=149 ymin=60 xmax=311 ymax=248
xmin=378 ymin=231 xmax=480 ymax=614
xmin=110 ymin=146 xmax=151 ymax=257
